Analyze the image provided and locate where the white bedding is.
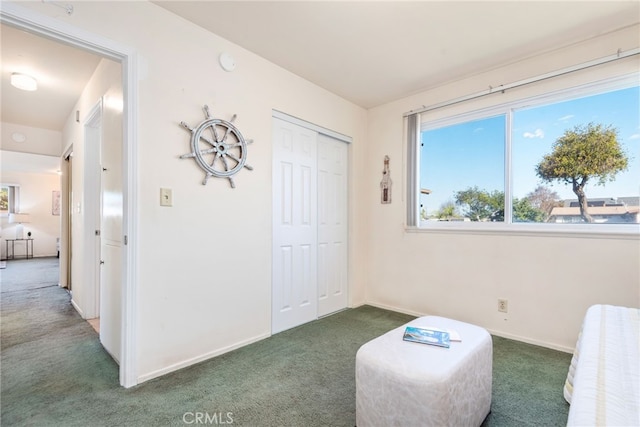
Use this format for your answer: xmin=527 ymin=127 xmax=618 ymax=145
xmin=565 ymin=304 xmax=640 ymax=426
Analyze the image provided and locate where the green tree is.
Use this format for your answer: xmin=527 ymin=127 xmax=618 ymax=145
xmin=525 ymin=185 xmax=560 ymax=221
xmin=434 ymin=200 xmax=460 ymax=220
xmin=536 ymin=123 xmax=628 ymax=223
xmin=513 ymin=198 xmax=545 ymax=222
xmin=420 ymin=207 xmax=428 ymax=221
xmin=454 ymin=186 xmax=503 ymax=221
xmin=0 ymin=187 xmax=7 ymax=211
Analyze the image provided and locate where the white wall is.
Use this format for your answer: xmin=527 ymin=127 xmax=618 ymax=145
xmin=0 ymin=170 xmax=60 ymax=258
xmin=16 ymin=1 xmax=367 ymax=382
xmin=364 ymin=25 xmax=640 ymax=352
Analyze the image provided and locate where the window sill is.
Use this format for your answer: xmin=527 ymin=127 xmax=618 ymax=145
xmin=409 ymin=222 xmax=640 ymax=240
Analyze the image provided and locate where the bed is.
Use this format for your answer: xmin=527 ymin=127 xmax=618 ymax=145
xmin=564 ymin=304 xmax=640 ymax=426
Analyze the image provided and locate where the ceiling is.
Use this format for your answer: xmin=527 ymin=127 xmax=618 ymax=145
xmin=1 ymin=23 xmax=102 ymax=131
xmin=154 ymin=1 xmax=640 ymax=109
xmin=1 ymin=23 xmax=101 ymax=174
xmin=0 ymin=150 xmax=61 ymax=175
xmin=1 ymin=1 xmax=638 ymax=136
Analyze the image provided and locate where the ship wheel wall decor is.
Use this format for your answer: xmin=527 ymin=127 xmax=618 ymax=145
xmin=180 ymin=105 xmax=253 ymax=188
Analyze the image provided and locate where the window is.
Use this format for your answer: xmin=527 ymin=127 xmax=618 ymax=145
xmin=0 ymin=184 xmax=20 ymax=216
xmin=420 ymin=115 xmax=505 ymax=222
xmin=415 ymin=75 xmax=639 ymax=230
xmin=512 ymin=87 xmax=639 ymax=225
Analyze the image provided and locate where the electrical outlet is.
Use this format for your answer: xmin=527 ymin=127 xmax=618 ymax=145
xmin=498 ymin=298 xmax=508 ymax=313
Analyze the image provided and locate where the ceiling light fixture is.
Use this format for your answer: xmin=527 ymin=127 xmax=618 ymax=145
xmin=11 ymin=73 xmax=38 ymax=91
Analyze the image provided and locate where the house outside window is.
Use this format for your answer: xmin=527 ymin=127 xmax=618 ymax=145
xmin=416 ymin=75 xmax=639 ymax=231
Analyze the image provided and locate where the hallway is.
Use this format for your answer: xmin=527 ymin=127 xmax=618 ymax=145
xmin=0 ymin=257 xmax=120 ymax=425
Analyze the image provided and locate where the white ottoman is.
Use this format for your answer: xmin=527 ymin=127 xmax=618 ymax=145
xmin=356 ymin=316 xmax=492 ymax=427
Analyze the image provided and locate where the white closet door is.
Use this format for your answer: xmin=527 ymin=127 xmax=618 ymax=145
xmin=272 ymin=118 xmax=318 ymax=334
xmin=317 ymin=134 xmax=348 ymax=317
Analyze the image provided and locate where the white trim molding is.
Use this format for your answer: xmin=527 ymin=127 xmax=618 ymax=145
xmin=137 ymin=332 xmax=271 ymax=384
xmin=272 ymin=110 xmax=353 ymax=144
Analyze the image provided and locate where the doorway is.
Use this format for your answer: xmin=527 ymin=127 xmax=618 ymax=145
xmin=1 ymin=3 xmax=138 ymax=387
xmin=271 ymin=113 xmax=349 ymax=334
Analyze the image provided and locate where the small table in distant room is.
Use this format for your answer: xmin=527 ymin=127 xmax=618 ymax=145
xmin=5 ymin=239 xmax=34 ymax=260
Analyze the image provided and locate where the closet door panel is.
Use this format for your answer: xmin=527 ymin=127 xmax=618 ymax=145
xmin=272 ymin=118 xmax=318 ymax=333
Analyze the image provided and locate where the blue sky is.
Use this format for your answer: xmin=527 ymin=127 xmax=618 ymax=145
xmin=421 ymin=115 xmax=505 ymax=212
xmin=420 ymin=86 xmax=640 ymax=215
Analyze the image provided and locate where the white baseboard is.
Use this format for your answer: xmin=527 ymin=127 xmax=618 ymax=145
xmin=361 ymin=301 xmax=426 ymax=318
xmin=137 ymin=332 xmax=271 ymax=384
xmin=362 ymin=301 xmax=574 ymax=354
xmin=70 ymin=298 xmax=84 ymax=318
xmin=137 ymin=304 xmax=574 ymax=385
xmin=487 ymin=329 xmax=574 ymax=353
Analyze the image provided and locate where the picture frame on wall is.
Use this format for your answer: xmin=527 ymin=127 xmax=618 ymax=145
xmin=52 ymin=190 xmax=61 ymax=216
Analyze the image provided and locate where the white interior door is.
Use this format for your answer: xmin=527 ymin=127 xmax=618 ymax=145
xmin=99 ymin=89 xmax=123 ymax=363
xmin=272 ymin=118 xmax=318 ymax=334
xmin=317 ymin=134 xmax=348 ymax=317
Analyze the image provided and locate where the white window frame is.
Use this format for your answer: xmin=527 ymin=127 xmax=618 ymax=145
xmin=0 ymin=183 xmax=20 ymax=217
xmin=410 ymin=73 xmax=640 ymax=239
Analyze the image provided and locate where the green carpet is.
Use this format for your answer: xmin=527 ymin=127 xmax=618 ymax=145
xmin=1 ymin=258 xmax=571 ymax=426
xmin=0 ymin=256 xmax=59 ymax=292
xmin=482 ymin=335 xmax=572 ymax=426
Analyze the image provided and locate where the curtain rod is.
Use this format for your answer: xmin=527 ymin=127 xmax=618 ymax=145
xmin=403 ymin=47 xmax=640 ymax=117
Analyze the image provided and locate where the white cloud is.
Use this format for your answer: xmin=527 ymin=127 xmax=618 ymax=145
xmin=629 ymin=133 xmax=640 ymax=140
xmin=523 ymin=128 xmax=545 ymax=139
xmin=473 ymin=127 xmax=484 ymax=133
xmin=558 ymin=114 xmax=575 ymax=121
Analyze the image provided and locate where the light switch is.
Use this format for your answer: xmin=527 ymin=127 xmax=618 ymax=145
xmin=160 ymin=188 xmax=172 ymax=207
